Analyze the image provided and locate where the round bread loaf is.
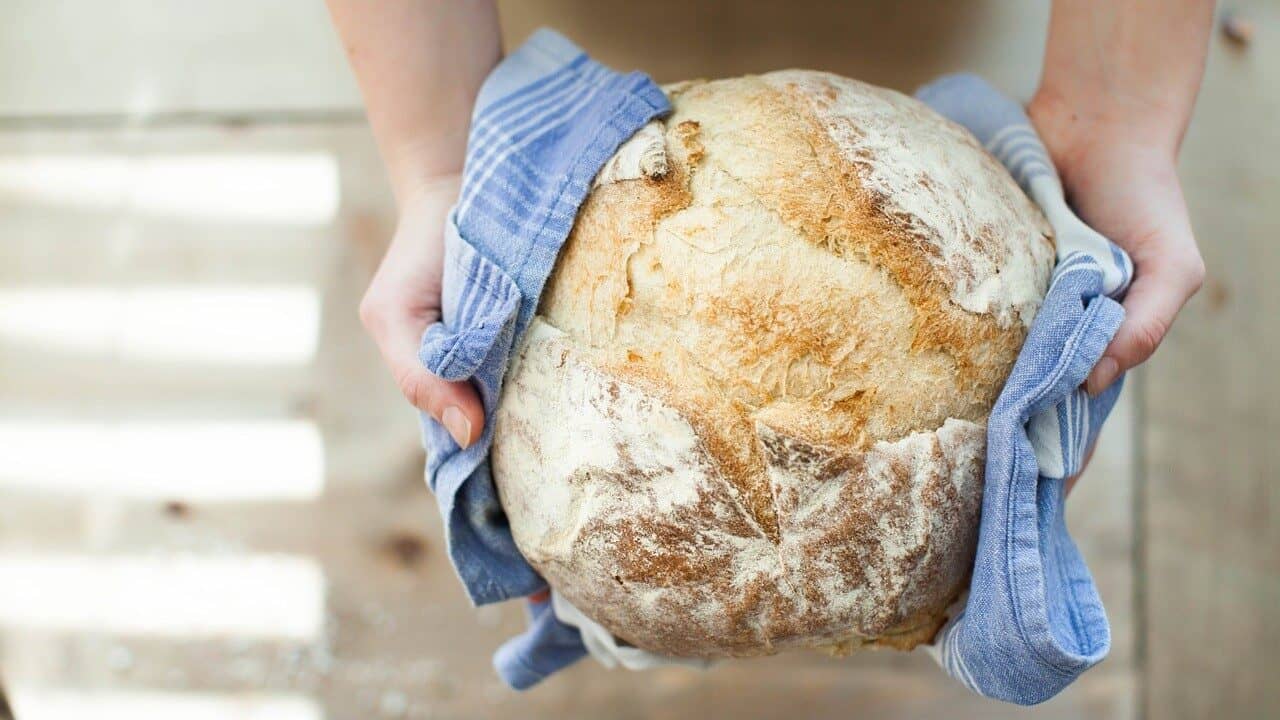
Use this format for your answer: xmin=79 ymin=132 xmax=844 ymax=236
xmin=491 ymin=70 xmax=1055 ymax=658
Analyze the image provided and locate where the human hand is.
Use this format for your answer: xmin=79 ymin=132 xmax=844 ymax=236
xmin=1028 ymin=92 xmax=1205 ymax=397
xmin=358 ymin=174 xmax=484 ymax=448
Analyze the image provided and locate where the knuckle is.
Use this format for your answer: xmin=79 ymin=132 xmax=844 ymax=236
xmin=395 ymin=369 xmax=436 ymax=412
xmin=1183 ymin=253 xmax=1207 ymax=294
xmin=1161 ymin=248 xmax=1206 ymax=296
xmin=1128 ymin=315 xmax=1169 ymax=360
xmin=357 ymin=293 xmax=385 ymax=333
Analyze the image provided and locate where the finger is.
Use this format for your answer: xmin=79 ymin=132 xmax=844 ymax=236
xmin=362 ymin=300 xmax=486 ymax=448
xmin=1085 ymin=255 xmax=1203 ymax=396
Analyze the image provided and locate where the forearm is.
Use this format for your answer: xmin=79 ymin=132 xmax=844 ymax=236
xmin=326 ymin=0 xmax=501 ymax=205
xmin=1035 ymin=0 xmax=1215 ymax=160
xmin=1029 ymin=0 xmax=1210 ymax=398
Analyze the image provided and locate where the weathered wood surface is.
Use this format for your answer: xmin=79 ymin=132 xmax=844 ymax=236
xmin=2 ymin=1 xmax=1273 ymax=718
xmin=0 ymin=118 xmax=1135 ymax=720
xmin=0 ymin=0 xmax=361 ymax=118
xmin=1142 ymin=2 xmax=1280 ymax=718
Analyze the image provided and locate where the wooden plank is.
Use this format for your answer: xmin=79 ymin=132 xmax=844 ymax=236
xmin=0 ymin=124 xmax=425 ymax=491
xmin=0 ymin=1 xmax=361 ymax=118
xmin=498 ymin=0 xmax=1052 ymax=98
xmin=1142 ymin=2 xmax=1280 ymax=718
xmin=0 ymin=115 xmax=1137 ymax=720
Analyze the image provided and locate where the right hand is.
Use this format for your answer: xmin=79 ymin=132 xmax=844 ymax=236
xmin=358 ymin=174 xmax=484 ymax=448
xmin=1028 ymin=91 xmax=1205 ymax=398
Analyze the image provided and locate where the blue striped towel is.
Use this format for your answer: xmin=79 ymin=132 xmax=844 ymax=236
xmin=415 ymin=29 xmax=670 ymax=687
xmin=916 ymin=73 xmax=1131 ymax=704
xmin=418 ymin=27 xmax=1130 ymax=701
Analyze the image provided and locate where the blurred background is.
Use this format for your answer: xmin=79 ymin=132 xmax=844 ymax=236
xmin=0 ymin=1 xmax=1274 ymax=719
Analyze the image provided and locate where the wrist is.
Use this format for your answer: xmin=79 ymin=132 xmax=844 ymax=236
xmin=385 ymin=135 xmax=466 ymax=208
xmin=1028 ymin=87 xmax=1179 ymax=187
xmin=394 ymin=167 xmax=465 ymax=212
xmin=394 ymin=172 xmax=462 ymax=224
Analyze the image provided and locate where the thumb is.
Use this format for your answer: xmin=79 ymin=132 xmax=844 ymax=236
xmin=363 ymin=302 xmax=485 ymax=448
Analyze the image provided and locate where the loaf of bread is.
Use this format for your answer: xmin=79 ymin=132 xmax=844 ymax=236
xmin=491 ymin=71 xmax=1054 ymax=658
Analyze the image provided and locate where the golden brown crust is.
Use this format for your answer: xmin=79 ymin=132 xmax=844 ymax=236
xmin=494 ymin=71 xmax=1053 ymax=658
xmin=493 ymin=324 xmax=985 ymax=657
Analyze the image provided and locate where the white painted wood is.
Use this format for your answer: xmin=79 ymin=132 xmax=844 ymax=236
xmin=0 ymin=1 xmax=361 ymax=117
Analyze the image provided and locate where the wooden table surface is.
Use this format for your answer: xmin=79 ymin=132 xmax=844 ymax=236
xmin=0 ymin=2 xmax=1273 ymax=718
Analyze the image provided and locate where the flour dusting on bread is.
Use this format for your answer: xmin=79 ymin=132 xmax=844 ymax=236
xmin=492 ymin=71 xmax=1054 ymax=658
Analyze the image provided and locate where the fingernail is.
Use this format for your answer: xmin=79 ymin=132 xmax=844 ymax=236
xmin=441 ymin=406 xmax=472 ymax=448
xmin=1085 ymin=356 xmax=1119 ymax=397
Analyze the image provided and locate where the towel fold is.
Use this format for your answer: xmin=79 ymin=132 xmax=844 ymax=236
xmin=417 ymin=28 xmax=670 ymax=609
xmin=916 ymin=74 xmax=1128 ymax=704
